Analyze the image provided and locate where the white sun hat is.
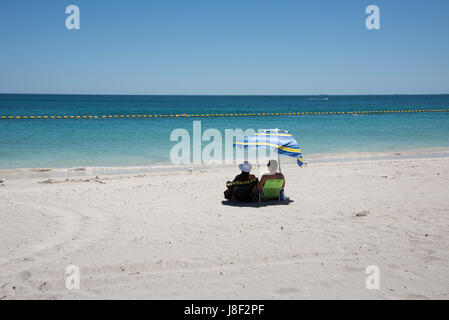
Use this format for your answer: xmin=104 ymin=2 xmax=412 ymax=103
xmin=238 ymin=161 xmax=252 ymax=173
xmin=267 ymin=159 xmax=278 ymax=173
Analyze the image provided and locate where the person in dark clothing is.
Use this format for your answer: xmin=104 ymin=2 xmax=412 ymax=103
xmin=224 ymin=161 xmax=259 ymax=202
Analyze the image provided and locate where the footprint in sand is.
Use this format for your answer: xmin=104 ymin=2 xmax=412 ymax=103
xmin=19 ymin=270 xmax=32 ymax=282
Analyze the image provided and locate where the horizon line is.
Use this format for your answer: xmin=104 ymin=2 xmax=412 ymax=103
xmin=1 ymin=92 xmax=449 ymax=96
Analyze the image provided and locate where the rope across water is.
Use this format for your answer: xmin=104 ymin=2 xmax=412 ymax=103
xmin=1 ymin=108 xmax=449 ymax=120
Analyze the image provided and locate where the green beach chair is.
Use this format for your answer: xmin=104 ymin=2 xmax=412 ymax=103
xmin=259 ymin=179 xmax=284 ymax=203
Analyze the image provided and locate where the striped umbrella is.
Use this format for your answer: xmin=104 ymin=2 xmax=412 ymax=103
xmin=233 ymin=129 xmax=303 ymax=171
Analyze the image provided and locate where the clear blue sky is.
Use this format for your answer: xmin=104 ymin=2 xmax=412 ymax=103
xmin=1 ymin=0 xmax=448 ymax=95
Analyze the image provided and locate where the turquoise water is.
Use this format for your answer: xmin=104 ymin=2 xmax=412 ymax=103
xmin=1 ymin=94 xmax=449 ymax=169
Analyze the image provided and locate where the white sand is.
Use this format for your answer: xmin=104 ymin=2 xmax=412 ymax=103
xmin=1 ymin=157 xmax=449 ymax=300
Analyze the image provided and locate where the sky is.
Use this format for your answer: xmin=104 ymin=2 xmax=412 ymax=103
xmin=0 ymin=0 xmax=448 ymax=95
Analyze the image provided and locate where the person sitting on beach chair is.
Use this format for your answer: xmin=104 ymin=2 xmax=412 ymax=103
xmin=224 ymin=161 xmax=259 ymax=202
xmin=258 ymin=160 xmax=285 ymax=201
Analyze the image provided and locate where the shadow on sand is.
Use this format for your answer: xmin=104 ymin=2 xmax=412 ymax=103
xmin=221 ymin=198 xmax=294 ymax=208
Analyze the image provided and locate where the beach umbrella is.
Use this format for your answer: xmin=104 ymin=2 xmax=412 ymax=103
xmin=233 ymin=129 xmax=303 ymax=172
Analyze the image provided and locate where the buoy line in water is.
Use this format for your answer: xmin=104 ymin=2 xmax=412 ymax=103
xmin=1 ymin=108 xmax=449 ymax=120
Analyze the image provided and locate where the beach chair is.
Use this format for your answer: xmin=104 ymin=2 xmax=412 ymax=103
xmin=258 ymin=179 xmax=284 ymax=203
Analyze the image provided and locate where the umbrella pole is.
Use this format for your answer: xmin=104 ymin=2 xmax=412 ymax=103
xmin=278 ymin=152 xmax=282 ymax=173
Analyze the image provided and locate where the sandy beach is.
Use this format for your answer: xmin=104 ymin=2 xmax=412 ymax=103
xmin=1 ymin=156 xmax=449 ymax=300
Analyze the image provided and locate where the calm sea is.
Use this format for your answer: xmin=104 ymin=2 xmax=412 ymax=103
xmin=1 ymin=94 xmax=449 ymax=169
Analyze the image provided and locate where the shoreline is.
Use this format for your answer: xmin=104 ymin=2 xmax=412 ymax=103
xmin=2 ymin=146 xmax=449 ymax=180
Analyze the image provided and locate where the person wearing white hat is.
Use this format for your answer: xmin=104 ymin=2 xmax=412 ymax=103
xmin=224 ymin=161 xmax=259 ymax=202
xmin=238 ymin=160 xmax=252 ymax=173
xmin=258 ymin=159 xmax=285 ymax=190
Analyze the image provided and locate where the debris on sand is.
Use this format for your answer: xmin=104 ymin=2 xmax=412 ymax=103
xmin=355 ymin=210 xmax=369 ymax=217
xmin=39 ymin=179 xmax=57 ymax=184
xmin=39 ymin=177 xmax=106 ymax=184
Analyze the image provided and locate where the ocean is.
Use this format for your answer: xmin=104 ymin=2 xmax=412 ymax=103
xmin=1 ymin=94 xmax=449 ymax=170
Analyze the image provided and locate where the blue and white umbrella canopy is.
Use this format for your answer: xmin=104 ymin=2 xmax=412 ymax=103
xmin=233 ymin=129 xmax=303 ymax=167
